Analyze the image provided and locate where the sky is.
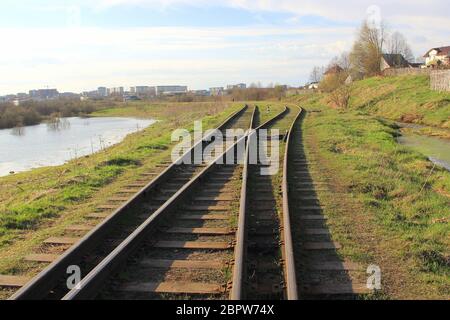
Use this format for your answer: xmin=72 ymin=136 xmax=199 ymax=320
xmin=0 ymin=0 xmax=449 ymax=95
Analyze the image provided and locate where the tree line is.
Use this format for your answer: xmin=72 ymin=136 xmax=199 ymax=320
xmin=0 ymin=99 xmax=117 ymax=129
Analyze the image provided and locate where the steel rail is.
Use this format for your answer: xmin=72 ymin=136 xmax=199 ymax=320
xmin=230 ymin=106 xmax=288 ymax=300
xmin=281 ymin=106 xmax=302 ymax=300
xmin=63 ymin=107 xmax=260 ymax=300
xmin=10 ymin=105 xmax=249 ymax=300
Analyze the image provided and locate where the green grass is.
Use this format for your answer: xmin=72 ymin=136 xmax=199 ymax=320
xmin=292 ymin=89 xmax=449 ymax=298
xmin=346 ymin=75 xmax=450 ymax=128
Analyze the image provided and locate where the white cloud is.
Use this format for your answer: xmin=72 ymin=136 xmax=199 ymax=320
xmin=90 ymin=0 xmax=449 ymax=21
xmin=1 ymin=0 xmax=448 ymax=94
xmin=0 ymin=24 xmax=355 ymax=93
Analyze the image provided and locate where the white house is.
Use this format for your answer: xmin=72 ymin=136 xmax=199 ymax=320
xmin=423 ymin=46 xmax=450 ymax=67
xmin=308 ymin=82 xmax=319 ymax=89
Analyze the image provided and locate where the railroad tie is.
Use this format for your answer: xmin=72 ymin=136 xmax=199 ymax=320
xmin=126 ymin=183 xmax=147 ymax=188
xmin=140 ymin=172 xmax=156 ymax=176
xmin=165 ymin=227 xmax=233 ymax=235
xmin=96 ymin=205 xmax=118 ymax=211
xmin=86 ymin=212 xmax=110 ymax=219
xmin=184 ymin=205 xmax=230 ymax=212
xmin=25 ymin=253 xmax=59 ymax=263
xmin=140 ymin=259 xmax=224 ymax=270
xmin=116 ymin=189 xmax=140 ymax=194
xmin=0 ymin=275 xmax=30 ymax=288
xmin=193 ymin=195 xmax=235 ymax=201
xmin=178 ymin=214 xmax=229 ymax=221
xmin=119 ymin=281 xmax=225 ymax=295
xmin=43 ymin=237 xmax=79 ymax=245
xmin=153 ymin=241 xmax=233 ymax=250
xmin=109 ymin=197 xmax=130 ymax=202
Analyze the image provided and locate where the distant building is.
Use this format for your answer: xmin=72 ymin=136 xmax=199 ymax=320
xmin=82 ymin=90 xmax=101 ymax=99
xmin=17 ymin=93 xmax=28 ymax=99
xmin=190 ymin=90 xmax=210 ymax=96
xmin=97 ymin=87 xmax=108 ymax=97
xmin=324 ymin=65 xmax=344 ymax=76
xmin=209 ymin=87 xmax=224 ymax=96
xmin=226 ymin=83 xmax=246 ymax=90
xmin=155 ymin=85 xmax=188 ymax=95
xmin=29 ymin=88 xmax=59 ymax=100
xmin=60 ymin=92 xmax=80 ymax=99
xmin=109 ymin=87 xmax=124 ymax=96
xmin=130 ymin=86 xmax=156 ymax=96
xmin=380 ymin=54 xmax=411 ymax=71
xmin=423 ymin=46 xmax=450 ymax=67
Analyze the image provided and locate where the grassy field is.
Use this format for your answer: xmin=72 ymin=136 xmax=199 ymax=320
xmin=291 ymin=85 xmax=449 ymax=299
xmin=337 ymin=75 xmax=450 ymax=128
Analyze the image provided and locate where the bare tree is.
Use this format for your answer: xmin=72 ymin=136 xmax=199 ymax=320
xmin=350 ymin=19 xmax=388 ymax=76
xmin=337 ymin=51 xmax=351 ymax=71
xmin=388 ymin=31 xmax=414 ymax=62
xmin=309 ymin=66 xmax=324 ymax=83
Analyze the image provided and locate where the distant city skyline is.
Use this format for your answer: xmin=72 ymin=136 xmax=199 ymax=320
xmin=0 ymin=83 xmax=251 ymax=98
xmin=1 ymin=0 xmax=449 ymax=95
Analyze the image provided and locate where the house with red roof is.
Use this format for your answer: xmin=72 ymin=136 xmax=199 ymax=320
xmin=423 ymin=46 xmax=450 ymax=67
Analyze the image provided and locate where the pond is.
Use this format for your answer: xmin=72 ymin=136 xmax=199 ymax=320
xmin=0 ymin=117 xmax=156 ymax=177
xmin=397 ymin=125 xmax=450 ymax=171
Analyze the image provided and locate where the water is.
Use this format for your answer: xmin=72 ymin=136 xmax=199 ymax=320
xmin=397 ymin=133 xmax=450 ymax=171
xmin=0 ymin=117 xmax=156 ymax=177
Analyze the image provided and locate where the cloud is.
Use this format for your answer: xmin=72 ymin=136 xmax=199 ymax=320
xmin=0 ymin=24 xmax=353 ymax=94
xmin=1 ymin=0 xmax=448 ymax=94
xmin=90 ymin=0 xmax=449 ymax=21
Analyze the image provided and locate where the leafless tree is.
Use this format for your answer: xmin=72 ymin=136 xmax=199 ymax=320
xmin=387 ymin=31 xmax=414 ymax=62
xmin=337 ymin=52 xmax=351 ymax=71
xmin=309 ymin=66 xmax=325 ymax=83
xmin=350 ymin=19 xmax=388 ymax=76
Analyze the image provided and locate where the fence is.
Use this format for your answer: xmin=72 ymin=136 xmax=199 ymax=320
xmin=383 ymin=68 xmax=450 ymax=92
xmin=430 ymin=70 xmax=450 ymax=92
xmin=382 ymin=68 xmax=433 ymax=76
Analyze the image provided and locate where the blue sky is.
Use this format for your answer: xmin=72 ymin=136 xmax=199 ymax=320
xmin=0 ymin=0 xmax=449 ymax=94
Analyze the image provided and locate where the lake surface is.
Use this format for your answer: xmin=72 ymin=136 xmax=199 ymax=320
xmin=0 ymin=117 xmax=156 ymax=177
xmin=397 ymin=132 xmax=450 ymax=171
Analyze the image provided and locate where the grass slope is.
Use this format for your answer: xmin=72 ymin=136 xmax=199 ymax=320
xmin=347 ymin=75 xmax=450 ymax=128
xmin=291 ymin=89 xmax=449 ymax=299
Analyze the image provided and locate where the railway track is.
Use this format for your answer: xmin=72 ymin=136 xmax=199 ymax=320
xmin=231 ymin=106 xmax=300 ymax=300
xmin=6 ymin=104 xmax=366 ymax=301
xmin=8 ymin=105 xmax=255 ymax=300
xmin=59 ymin=106 xmax=295 ymax=300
